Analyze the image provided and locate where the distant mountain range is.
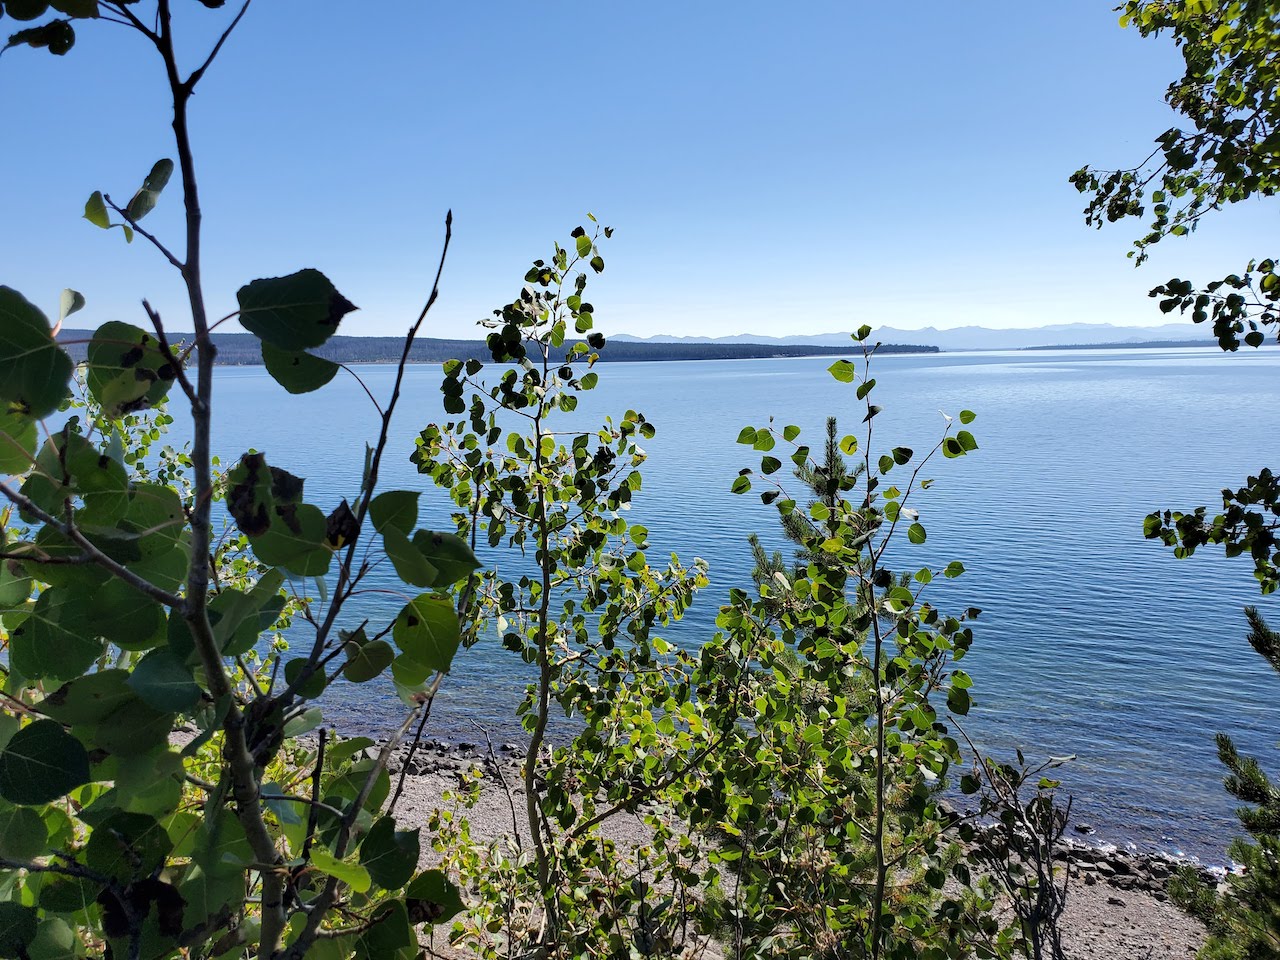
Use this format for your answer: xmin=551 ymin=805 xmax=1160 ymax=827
xmin=57 ymin=322 xmax=1215 ymax=366
xmin=55 ymin=331 xmax=937 ymax=366
xmin=613 ymin=322 xmax=1208 ymax=352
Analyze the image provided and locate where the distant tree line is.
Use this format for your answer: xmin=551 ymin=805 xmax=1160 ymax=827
xmin=1022 ymin=340 xmax=1209 ymax=351
xmin=57 ymin=330 xmax=938 ymax=365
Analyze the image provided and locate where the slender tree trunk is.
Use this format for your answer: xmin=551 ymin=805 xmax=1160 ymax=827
xmin=525 ymin=397 xmax=558 ymax=942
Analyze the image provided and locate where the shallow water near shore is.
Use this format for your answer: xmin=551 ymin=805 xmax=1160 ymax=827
xmin=182 ymin=345 xmax=1280 ymax=863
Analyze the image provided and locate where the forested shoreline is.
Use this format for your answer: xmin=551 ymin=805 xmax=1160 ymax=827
xmin=55 ymin=329 xmax=938 ymax=365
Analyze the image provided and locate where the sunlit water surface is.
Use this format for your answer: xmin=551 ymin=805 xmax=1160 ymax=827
xmin=175 ymin=346 xmax=1280 ymax=862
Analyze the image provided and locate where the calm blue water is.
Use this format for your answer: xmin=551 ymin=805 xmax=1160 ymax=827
xmin=185 ymin=347 xmax=1280 ymax=861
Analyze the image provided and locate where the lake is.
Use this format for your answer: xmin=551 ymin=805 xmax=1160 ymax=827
xmin=183 ymin=345 xmax=1280 ymax=862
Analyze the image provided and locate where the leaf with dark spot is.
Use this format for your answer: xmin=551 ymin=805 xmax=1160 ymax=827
xmin=325 ymin=499 xmax=359 ymax=549
xmin=0 ymin=286 xmax=73 ymax=419
xmin=226 ymin=453 xmax=271 ymax=537
xmin=392 ymin=594 xmax=461 ymax=673
xmin=86 ymin=321 xmax=177 ymax=418
xmin=405 ymin=869 xmax=464 ymax=925
xmin=260 ymin=340 xmax=338 ymax=394
xmin=237 ymin=268 xmax=357 ymax=352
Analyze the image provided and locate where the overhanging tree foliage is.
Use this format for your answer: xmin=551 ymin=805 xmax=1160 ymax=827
xmin=1077 ymin=5 xmax=1280 ymax=957
xmin=0 ymin=4 xmax=468 ymax=958
xmin=1072 ymin=0 xmax=1280 ymax=591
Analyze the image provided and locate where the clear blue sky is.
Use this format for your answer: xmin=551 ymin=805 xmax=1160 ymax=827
xmin=3 ymin=2 xmax=1273 ymax=339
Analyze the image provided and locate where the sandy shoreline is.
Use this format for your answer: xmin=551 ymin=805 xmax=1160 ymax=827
xmin=381 ymin=740 xmax=1209 ymax=960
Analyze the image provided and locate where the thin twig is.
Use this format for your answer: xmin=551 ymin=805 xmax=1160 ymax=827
xmin=301 ymin=728 xmax=326 ymax=863
xmin=336 ymin=363 xmax=384 ymax=417
xmin=184 ymin=0 xmax=253 ymax=93
xmin=275 ymin=211 xmax=453 ymax=705
xmin=279 ymin=707 xmax=423 ymax=960
xmin=141 ymin=299 xmax=199 ymax=405
xmin=104 ymin=194 xmax=184 ymax=270
xmin=471 ymin=719 xmax=523 ymax=849
xmin=388 ymin=672 xmax=444 ymax=816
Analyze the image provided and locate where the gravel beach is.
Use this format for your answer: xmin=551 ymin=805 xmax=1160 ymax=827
xmin=385 ymin=743 xmax=1209 ymax=960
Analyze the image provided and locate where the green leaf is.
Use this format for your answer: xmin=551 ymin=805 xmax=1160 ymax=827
xmin=84 ymin=811 xmax=171 ymax=882
xmin=761 ymin=456 xmax=781 ymax=475
xmin=9 ymin=20 xmax=78 ymax=59
xmin=226 ymin=454 xmax=333 ymax=576
xmin=892 ymin=446 xmax=913 ymax=465
xmin=128 ymin=648 xmax=201 ymax=713
xmin=411 ymin=530 xmax=480 ymax=585
xmin=782 ymin=425 xmax=800 ymax=442
xmin=58 ymin=289 xmax=84 ymax=324
xmin=27 ymin=917 xmax=78 ymax=960
xmin=730 ymin=476 xmax=751 ymax=495
xmin=575 ymin=234 xmax=592 ymax=258
xmin=260 ymin=341 xmax=339 ymax=394
xmin=310 ymin=847 xmax=371 ymax=893
xmin=958 ymin=409 xmax=976 ymax=425
xmin=943 ymin=561 xmax=965 ymax=579
xmin=84 ymin=191 xmax=110 ymax=229
xmin=89 ymin=578 xmax=166 ymax=651
xmin=390 ymin=654 xmax=431 ymax=703
xmin=113 ymin=749 xmax=183 ymax=818
xmin=382 ymin=526 xmax=438 ymax=587
xmin=283 ymin=658 xmax=327 ymax=700
xmin=5 ymin=0 xmax=52 ymax=20
xmin=369 ymin=490 xmax=419 ymax=534
xmin=0 ymin=806 xmax=46 ymax=860
xmin=37 ymin=873 xmax=100 ymax=915
xmin=10 ymin=587 xmax=102 ymax=681
xmin=92 ymin=699 xmax=174 ymax=758
xmin=49 ymin=0 xmax=99 ymax=17
xmin=0 ymin=409 xmax=36 ymax=474
xmin=854 ymin=324 xmax=872 ymax=341
xmin=343 ymin=638 xmax=394 ymax=683
xmin=856 ymin=377 xmax=876 ymax=400
xmin=0 ymin=719 xmax=90 ymax=805
xmin=237 ymin=268 xmax=357 ymax=351
xmin=956 ymin=429 xmax=978 ymax=452
xmin=180 ymin=810 xmax=249 ymax=926
xmin=828 ymin=359 xmax=856 ymax=383
xmin=0 ymin=903 xmax=37 ymax=960
xmin=907 ymin=522 xmax=927 ymax=545
xmin=38 ymin=670 xmax=136 ymax=725
xmin=405 ymin=869 xmax=465 ymax=924
xmin=357 ymin=899 xmax=414 ymax=957
xmin=124 ymin=158 xmax=174 ymax=222
xmin=125 ymin=482 xmax=186 ymax=555
xmin=0 ymin=286 xmax=74 ymax=419
xmin=283 ymin=707 xmax=324 ymax=738
xmin=360 ymin=816 xmax=419 ymax=890
xmin=392 ymin=594 xmax=461 ymax=673
xmin=0 ymin=556 xmax=31 ymax=611
xmin=947 ymin=685 xmax=971 ymax=715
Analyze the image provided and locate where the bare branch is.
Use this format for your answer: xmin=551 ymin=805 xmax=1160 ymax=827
xmin=141 ymin=299 xmax=199 ymax=406
xmin=101 ymin=2 xmax=160 ymax=44
xmin=104 ymin=193 xmax=184 ymax=270
xmin=0 ymin=481 xmax=183 ymax=609
xmin=184 ymin=0 xmax=253 ymax=93
xmin=276 ymin=211 xmax=453 ymax=705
